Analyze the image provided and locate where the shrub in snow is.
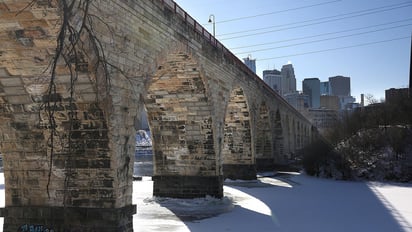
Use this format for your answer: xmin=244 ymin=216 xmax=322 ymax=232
xmin=299 ymin=139 xmax=351 ymax=180
xmin=334 ymin=127 xmax=412 ymax=182
xmin=300 ymin=127 xmax=412 ymax=182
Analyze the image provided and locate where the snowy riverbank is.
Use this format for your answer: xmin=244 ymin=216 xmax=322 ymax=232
xmin=1 ymin=172 xmax=411 ymax=232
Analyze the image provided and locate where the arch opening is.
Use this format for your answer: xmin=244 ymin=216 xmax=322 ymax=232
xmin=134 ymin=109 xmax=154 ymax=178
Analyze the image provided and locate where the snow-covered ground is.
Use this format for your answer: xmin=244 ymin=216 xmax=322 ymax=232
xmin=134 ymin=172 xmax=412 ymax=232
xmin=1 ymin=172 xmax=412 ymax=232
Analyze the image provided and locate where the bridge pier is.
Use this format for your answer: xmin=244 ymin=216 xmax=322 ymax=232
xmin=153 ymin=176 xmax=223 ymax=198
xmin=0 ymin=94 xmax=138 ymax=231
xmin=0 ymin=206 xmax=135 ymax=232
xmin=0 ymin=0 xmax=142 ymax=229
xmin=222 ymin=164 xmax=257 ymax=180
xmin=255 ymin=158 xmax=276 ymax=172
xmin=0 ymin=99 xmax=137 ymax=231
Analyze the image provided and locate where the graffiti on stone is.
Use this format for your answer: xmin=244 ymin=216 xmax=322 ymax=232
xmin=19 ymin=224 xmax=55 ymax=232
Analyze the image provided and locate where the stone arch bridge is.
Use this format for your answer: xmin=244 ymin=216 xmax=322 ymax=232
xmin=0 ymin=0 xmax=313 ymax=231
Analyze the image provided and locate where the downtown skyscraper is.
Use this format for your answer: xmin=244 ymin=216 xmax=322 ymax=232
xmin=263 ymin=63 xmax=296 ymax=96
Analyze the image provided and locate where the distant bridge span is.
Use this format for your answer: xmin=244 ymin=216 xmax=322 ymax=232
xmin=0 ymin=0 xmax=313 ymax=231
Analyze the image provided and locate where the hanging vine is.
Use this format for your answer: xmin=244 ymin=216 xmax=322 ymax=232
xmin=18 ymin=0 xmax=113 ymax=200
xmin=18 ymin=0 xmax=142 ymax=204
xmin=47 ymin=0 xmax=114 ymax=201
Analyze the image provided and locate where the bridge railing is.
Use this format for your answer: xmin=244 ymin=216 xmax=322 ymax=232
xmin=163 ymin=0 xmax=220 ymax=48
xmin=160 ymin=0 xmax=310 ymax=123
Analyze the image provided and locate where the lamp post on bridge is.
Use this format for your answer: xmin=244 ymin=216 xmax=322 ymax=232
xmin=208 ymin=14 xmax=215 ymax=37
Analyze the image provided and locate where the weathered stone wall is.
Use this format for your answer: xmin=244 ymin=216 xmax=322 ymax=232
xmin=0 ymin=0 xmax=60 ymax=207
xmin=0 ymin=0 xmax=139 ymax=230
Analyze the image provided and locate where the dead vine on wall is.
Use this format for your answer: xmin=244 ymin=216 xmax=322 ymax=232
xmin=20 ymin=0 xmax=112 ymax=202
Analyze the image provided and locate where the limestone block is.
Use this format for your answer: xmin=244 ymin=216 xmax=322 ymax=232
xmin=5 ymin=95 xmax=31 ymax=104
xmin=0 ymin=77 xmax=23 ymax=87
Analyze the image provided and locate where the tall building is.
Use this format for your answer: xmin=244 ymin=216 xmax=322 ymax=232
xmin=284 ymin=92 xmax=309 ymax=112
xmin=328 ymin=75 xmax=356 ymax=109
xmin=320 ymin=95 xmax=340 ymax=110
xmin=263 ymin=63 xmax=296 ymax=97
xmin=243 ymin=56 xmax=256 ymax=74
xmin=329 ymin=75 xmax=351 ymax=96
xmin=385 ymin=88 xmax=409 ymax=103
xmin=281 ymin=64 xmax=296 ymax=95
xmin=320 ymin=81 xmax=330 ymax=95
xmin=263 ymin=69 xmax=282 ymax=94
xmin=302 ymin=78 xmax=320 ymax=108
xmin=361 ymin=94 xmax=365 ymax=107
xmin=303 ymin=108 xmax=338 ymax=135
xmin=340 ymin=96 xmax=356 ymax=110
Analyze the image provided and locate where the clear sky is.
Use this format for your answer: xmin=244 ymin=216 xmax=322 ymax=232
xmin=173 ymin=0 xmax=412 ymax=102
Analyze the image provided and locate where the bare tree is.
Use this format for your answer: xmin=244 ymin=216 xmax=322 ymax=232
xmin=365 ymin=93 xmax=379 ymax=105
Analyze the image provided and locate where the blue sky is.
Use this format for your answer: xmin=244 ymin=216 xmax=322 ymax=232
xmin=174 ymin=0 xmax=412 ymax=102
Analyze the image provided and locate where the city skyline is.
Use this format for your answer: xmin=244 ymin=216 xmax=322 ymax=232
xmin=174 ymin=0 xmax=412 ymax=102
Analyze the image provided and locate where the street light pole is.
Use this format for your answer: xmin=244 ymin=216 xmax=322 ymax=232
xmin=409 ymin=32 xmax=411 ymax=99
xmin=208 ymin=14 xmax=215 ymax=37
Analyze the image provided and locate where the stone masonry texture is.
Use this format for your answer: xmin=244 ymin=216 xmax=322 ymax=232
xmin=0 ymin=0 xmax=313 ymax=230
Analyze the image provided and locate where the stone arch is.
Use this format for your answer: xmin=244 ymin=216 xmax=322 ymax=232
xmin=222 ymin=86 xmax=256 ymax=180
xmin=144 ymin=52 xmax=222 ymax=198
xmin=255 ymin=102 xmax=274 ymax=171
